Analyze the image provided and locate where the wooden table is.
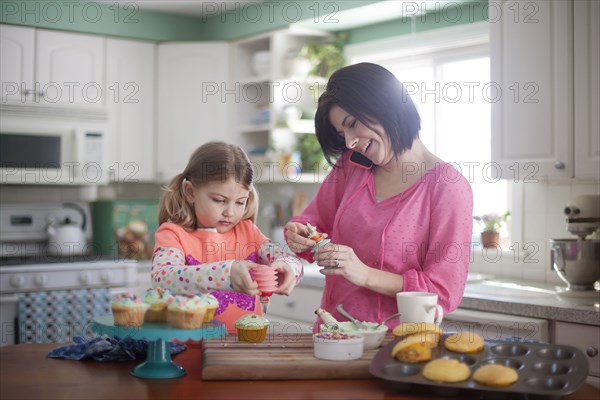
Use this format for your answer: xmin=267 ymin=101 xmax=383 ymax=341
xmin=1 ymin=344 xmax=599 ymax=400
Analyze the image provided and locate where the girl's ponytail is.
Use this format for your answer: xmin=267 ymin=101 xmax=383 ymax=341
xmin=158 ymin=173 xmax=196 ymax=229
xmin=242 ymin=186 xmax=259 ymax=223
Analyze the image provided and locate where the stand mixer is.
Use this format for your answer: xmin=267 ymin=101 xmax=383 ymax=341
xmin=550 ymin=195 xmax=600 ymax=291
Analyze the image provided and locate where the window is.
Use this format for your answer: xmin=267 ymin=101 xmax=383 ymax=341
xmin=346 ymin=22 xmax=509 ymax=242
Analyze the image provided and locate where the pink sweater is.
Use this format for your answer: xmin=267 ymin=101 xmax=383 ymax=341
xmin=291 ymin=153 xmax=473 ymax=329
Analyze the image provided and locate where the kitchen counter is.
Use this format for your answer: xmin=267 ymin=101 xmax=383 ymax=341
xmin=1 ymin=344 xmax=598 ymax=400
xmin=298 ymin=269 xmax=600 ymax=326
xmin=460 ymin=278 xmax=600 ymax=326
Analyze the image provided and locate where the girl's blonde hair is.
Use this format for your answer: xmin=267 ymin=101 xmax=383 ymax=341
xmin=158 ymin=141 xmax=258 ymax=229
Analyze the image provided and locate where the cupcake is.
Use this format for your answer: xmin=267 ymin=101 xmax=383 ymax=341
xmin=198 ymin=293 xmax=219 ymax=323
xmin=235 ymin=314 xmax=270 ymax=343
xmin=111 ymin=293 xmax=149 ymax=327
xmin=143 ymin=287 xmax=173 ymax=323
xmin=166 ymin=294 xmax=206 ymax=329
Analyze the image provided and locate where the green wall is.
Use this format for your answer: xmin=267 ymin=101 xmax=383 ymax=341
xmin=346 ymin=1 xmax=489 ymax=45
xmin=1 ymin=0 xmax=487 ymax=42
xmin=0 ymin=0 xmax=205 ymax=41
xmin=0 ymin=0 xmax=372 ymax=41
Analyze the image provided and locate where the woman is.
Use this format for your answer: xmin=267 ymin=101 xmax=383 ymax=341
xmin=284 ymin=63 xmax=473 ymax=329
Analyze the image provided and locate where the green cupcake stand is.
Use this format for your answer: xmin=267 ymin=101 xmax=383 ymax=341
xmin=91 ymin=315 xmax=226 ymax=379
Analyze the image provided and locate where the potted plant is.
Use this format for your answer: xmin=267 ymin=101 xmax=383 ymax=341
xmin=298 ymin=32 xmax=349 ymax=79
xmin=294 ymin=134 xmax=324 ymax=172
xmin=473 ymin=212 xmax=511 ymax=248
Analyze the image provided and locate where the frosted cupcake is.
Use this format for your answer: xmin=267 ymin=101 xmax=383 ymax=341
xmin=235 ymin=314 xmax=270 ymax=343
xmin=166 ymin=294 xmax=206 ymax=329
xmin=198 ymin=293 xmax=219 ymax=323
xmin=111 ymin=293 xmax=149 ymax=327
xmin=143 ymin=287 xmax=173 ymax=323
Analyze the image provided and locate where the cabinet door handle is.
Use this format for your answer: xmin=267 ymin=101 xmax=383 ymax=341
xmin=586 ymin=347 xmax=599 ymax=358
xmin=285 ymin=300 xmax=295 ymax=307
xmin=554 ymin=161 xmax=565 ymax=169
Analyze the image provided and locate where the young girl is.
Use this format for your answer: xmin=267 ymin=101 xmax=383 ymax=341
xmin=152 ymin=141 xmax=303 ymax=332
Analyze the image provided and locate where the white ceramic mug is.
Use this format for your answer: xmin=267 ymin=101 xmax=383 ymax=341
xmin=396 ymin=292 xmax=444 ymax=324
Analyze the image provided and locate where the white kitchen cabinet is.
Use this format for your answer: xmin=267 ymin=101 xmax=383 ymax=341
xmin=574 ymin=0 xmax=600 ymax=179
xmin=106 ymin=38 xmax=155 ymax=182
xmin=268 ymin=285 xmax=322 ymax=324
xmin=554 ymin=321 xmax=600 ymax=383
xmin=490 ymin=0 xmax=573 ymax=179
xmin=0 ymin=24 xmax=34 ymax=103
xmin=35 ymin=30 xmax=105 ymax=107
xmin=156 ymin=42 xmax=230 ymax=182
xmin=231 ymin=27 xmax=330 ymax=184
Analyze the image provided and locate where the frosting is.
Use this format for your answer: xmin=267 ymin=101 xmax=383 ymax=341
xmin=235 ymin=314 xmax=270 ymax=328
xmin=320 ymin=321 xmax=387 ymax=333
xmin=314 ymin=332 xmax=361 ymax=340
xmin=111 ymin=293 xmax=149 ymax=308
xmin=198 ymin=293 xmax=219 ymax=308
xmin=167 ymin=294 xmax=204 ymax=311
xmin=306 ymin=223 xmax=324 ymax=242
xmin=143 ymin=287 xmax=173 ymax=304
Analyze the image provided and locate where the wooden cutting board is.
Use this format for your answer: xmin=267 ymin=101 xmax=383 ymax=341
xmin=201 ymin=333 xmax=394 ymax=380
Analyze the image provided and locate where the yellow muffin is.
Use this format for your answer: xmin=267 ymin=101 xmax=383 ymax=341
xmin=393 ymin=322 xmax=443 ymax=338
xmin=111 ymin=293 xmax=149 ymax=327
xmin=444 ymin=332 xmax=485 ymax=353
xmin=142 ymin=287 xmax=173 ymax=323
xmin=422 ymin=358 xmax=471 ymax=383
xmin=235 ymin=314 xmax=270 ymax=343
xmin=473 ymin=364 xmax=519 ymax=387
xmin=166 ymin=294 xmax=206 ymax=329
xmin=392 ymin=334 xmax=433 ymax=363
xmin=198 ymin=293 xmax=219 ymax=323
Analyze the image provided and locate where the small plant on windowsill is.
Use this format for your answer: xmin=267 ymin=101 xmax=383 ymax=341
xmin=473 ymin=211 xmax=510 ymax=248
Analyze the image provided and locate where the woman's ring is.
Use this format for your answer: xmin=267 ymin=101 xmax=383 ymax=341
xmin=334 ymin=259 xmax=340 ymax=268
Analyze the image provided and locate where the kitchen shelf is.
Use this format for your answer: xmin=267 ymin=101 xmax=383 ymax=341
xmin=239 ymin=74 xmax=272 ymax=86
xmin=286 ymin=119 xmax=315 ymax=134
xmin=241 ymin=123 xmax=271 ymax=134
xmin=255 ymin=171 xmax=327 ymax=184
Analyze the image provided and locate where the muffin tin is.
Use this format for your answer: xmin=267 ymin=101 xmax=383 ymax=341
xmin=369 ymin=335 xmax=589 ymax=398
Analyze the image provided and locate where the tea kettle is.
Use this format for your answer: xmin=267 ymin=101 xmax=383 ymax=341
xmin=46 ymin=203 xmax=87 ymax=256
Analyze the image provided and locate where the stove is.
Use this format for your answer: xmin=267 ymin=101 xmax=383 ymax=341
xmin=0 ymin=202 xmax=137 ymax=346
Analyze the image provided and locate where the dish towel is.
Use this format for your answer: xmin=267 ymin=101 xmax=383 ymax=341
xmin=47 ymin=335 xmax=186 ymax=362
xmin=18 ymin=288 xmax=110 ymax=344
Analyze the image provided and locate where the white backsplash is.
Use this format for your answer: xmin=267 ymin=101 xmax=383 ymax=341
xmin=469 ymin=179 xmax=600 ymax=285
xmin=2 ymin=178 xmax=598 ymax=288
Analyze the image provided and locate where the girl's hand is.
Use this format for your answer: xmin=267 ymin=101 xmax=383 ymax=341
xmin=271 ymin=260 xmax=296 ymax=295
xmin=231 ymin=261 xmax=260 ymax=296
xmin=284 ymin=221 xmax=328 ymax=253
xmin=314 ymin=243 xmax=370 ymax=288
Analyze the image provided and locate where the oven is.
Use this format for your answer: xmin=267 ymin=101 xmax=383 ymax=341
xmin=0 ymin=202 xmax=136 ymax=346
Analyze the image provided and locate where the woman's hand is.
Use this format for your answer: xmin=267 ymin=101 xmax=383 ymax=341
xmin=284 ymin=221 xmax=328 ymax=253
xmin=271 ymin=260 xmax=297 ymax=295
xmin=314 ymin=243 xmax=370 ymax=288
xmin=230 ymin=260 xmax=260 ymax=296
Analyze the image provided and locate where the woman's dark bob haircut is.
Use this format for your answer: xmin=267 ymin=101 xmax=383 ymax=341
xmin=314 ymin=62 xmax=421 ymax=165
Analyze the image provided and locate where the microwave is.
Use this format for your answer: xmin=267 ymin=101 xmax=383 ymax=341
xmin=0 ymin=119 xmax=108 ymax=185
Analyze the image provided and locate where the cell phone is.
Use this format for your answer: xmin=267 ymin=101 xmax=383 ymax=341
xmin=349 ymin=151 xmax=373 ymax=170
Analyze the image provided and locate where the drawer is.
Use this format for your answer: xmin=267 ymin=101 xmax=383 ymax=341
xmin=554 ymin=322 xmax=600 ymax=377
xmin=268 ymin=286 xmax=322 ymax=323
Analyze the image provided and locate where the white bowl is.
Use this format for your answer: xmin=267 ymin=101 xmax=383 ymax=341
xmin=320 ymin=322 xmax=388 ymax=350
xmin=313 ymin=332 xmax=364 ymax=361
